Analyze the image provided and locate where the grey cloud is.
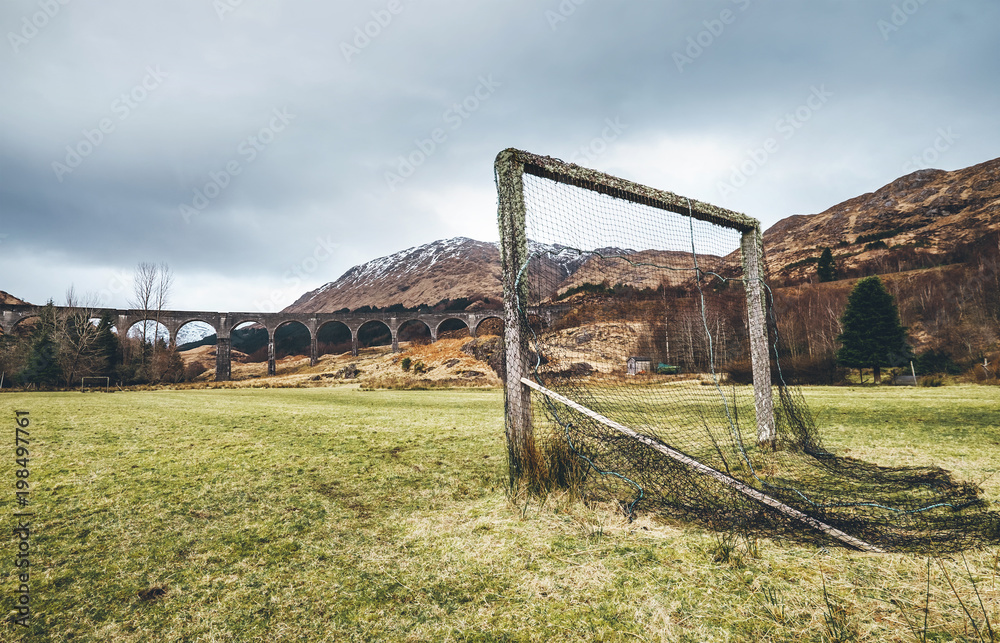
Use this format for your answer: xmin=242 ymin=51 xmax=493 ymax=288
xmin=1 ymin=0 xmax=998 ymax=309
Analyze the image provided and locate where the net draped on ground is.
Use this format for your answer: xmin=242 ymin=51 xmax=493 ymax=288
xmin=497 ymin=149 xmax=1000 ymax=553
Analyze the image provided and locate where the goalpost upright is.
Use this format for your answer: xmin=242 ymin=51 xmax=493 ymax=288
xmin=494 ymin=147 xmax=776 ymax=480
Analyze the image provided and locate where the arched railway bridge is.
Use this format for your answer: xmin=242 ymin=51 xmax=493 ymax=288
xmin=0 ymin=304 xmax=568 ymax=381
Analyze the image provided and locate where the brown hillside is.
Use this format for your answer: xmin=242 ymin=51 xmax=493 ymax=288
xmin=552 ymin=250 xmax=726 ymax=299
xmin=764 ymin=157 xmax=1000 ymax=282
xmin=1 ymin=290 xmax=29 ymax=305
xmin=283 ymin=237 xmax=591 ymax=314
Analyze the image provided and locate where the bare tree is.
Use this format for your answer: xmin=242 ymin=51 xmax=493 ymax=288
xmin=60 ymin=286 xmax=105 ymax=384
xmin=128 ymin=262 xmax=174 ymax=380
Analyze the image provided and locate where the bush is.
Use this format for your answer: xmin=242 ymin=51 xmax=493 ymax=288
xmin=919 ymin=374 xmax=945 ymax=387
xmin=400 ymin=357 xmax=412 ymax=371
xmin=914 ymin=349 xmax=962 ymax=375
xmin=335 ymin=364 xmax=360 ymax=379
xmin=184 ymin=362 xmax=208 ymax=381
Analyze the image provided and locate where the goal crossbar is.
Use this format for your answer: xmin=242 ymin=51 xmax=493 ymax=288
xmin=511 ymin=148 xmax=760 ymax=233
xmin=80 ymin=376 xmax=110 ymax=392
xmin=521 ymin=377 xmax=883 ymax=553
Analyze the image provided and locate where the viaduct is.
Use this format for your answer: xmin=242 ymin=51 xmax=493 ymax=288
xmin=0 ymin=304 xmax=567 ymax=381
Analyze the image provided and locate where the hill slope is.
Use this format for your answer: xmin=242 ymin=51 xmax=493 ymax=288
xmin=1 ymin=290 xmax=29 ymax=306
xmin=284 ymin=237 xmax=591 ymax=313
xmin=764 ymin=157 xmax=1000 ymax=282
xmin=285 ymin=238 xmax=502 ymax=313
xmin=286 ymin=157 xmax=1000 ymax=312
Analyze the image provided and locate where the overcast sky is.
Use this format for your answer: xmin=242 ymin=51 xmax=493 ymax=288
xmin=2 ymin=0 xmax=998 ymax=312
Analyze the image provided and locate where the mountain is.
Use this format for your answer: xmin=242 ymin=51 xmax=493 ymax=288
xmin=552 ymin=249 xmax=726 ymax=299
xmin=284 ymin=237 xmax=618 ymax=314
xmin=286 ymin=157 xmax=1000 ymax=313
xmin=764 ymin=157 xmax=1000 ymax=282
xmin=285 ymin=238 xmax=503 ymax=313
xmin=1 ymin=291 xmax=29 ymax=305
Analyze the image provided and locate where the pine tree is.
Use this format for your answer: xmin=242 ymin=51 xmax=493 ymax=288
xmin=94 ymin=311 xmax=120 ymax=377
xmin=20 ymin=330 xmax=63 ymax=387
xmin=18 ymin=301 xmax=64 ymax=387
xmin=817 ymin=247 xmax=837 ymax=282
xmin=836 ymin=276 xmax=910 ymax=383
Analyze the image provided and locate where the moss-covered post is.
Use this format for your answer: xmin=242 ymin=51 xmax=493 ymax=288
xmin=741 ymin=226 xmax=776 ymax=445
xmin=495 ymin=149 xmax=534 ymax=482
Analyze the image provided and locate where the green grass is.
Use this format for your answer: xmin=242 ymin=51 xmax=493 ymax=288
xmin=1 ymin=385 xmax=998 ymax=641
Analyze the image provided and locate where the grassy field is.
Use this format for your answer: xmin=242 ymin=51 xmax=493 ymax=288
xmin=1 ymin=385 xmax=998 ymax=642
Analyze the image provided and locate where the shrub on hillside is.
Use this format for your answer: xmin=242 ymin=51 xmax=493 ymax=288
xmin=914 ymin=349 xmax=963 ymax=375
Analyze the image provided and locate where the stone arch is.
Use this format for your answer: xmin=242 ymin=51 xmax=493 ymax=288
xmin=125 ymin=319 xmax=170 ymax=345
xmin=10 ymin=315 xmax=42 ymax=337
xmin=357 ymin=319 xmax=392 ymax=350
xmin=317 ymin=320 xmax=353 ymax=358
xmin=397 ymin=319 xmax=432 ymax=347
xmin=173 ymin=319 xmax=219 ymax=349
xmin=272 ymin=319 xmax=312 ymax=361
xmin=230 ymin=318 xmax=265 ymax=334
xmin=435 ymin=317 xmax=471 ymax=340
xmin=475 ymin=316 xmax=504 ymax=337
xmin=267 ymin=319 xmax=316 ymax=375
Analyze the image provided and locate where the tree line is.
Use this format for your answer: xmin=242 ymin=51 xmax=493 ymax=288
xmin=0 ymin=263 xmax=188 ymax=389
xmin=773 ymin=232 xmax=1000 ymax=382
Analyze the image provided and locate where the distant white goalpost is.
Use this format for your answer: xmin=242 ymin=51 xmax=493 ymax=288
xmin=81 ymin=376 xmax=110 ymax=393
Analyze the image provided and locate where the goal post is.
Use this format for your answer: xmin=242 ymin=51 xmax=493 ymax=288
xmin=80 ymin=376 xmax=110 ymax=392
xmin=495 ymin=147 xmax=776 ymax=478
xmin=494 ymin=147 xmax=1000 ymax=553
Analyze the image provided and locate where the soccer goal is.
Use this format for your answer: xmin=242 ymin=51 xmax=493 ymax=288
xmin=495 ymin=148 xmax=998 ymax=553
xmin=80 ymin=376 xmax=110 ymax=393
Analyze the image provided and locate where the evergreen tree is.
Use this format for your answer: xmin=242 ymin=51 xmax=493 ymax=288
xmin=94 ymin=311 xmax=120 ymax=377
xmin=817 ymin=247 xmax=837 ymax=282
xmin=20 ymin=330 xmax=63 ymax=387
xmin=18 ymin=301 xmax=64 ymax=387
xmin=836 ymin=276 xmax=910 ymax=383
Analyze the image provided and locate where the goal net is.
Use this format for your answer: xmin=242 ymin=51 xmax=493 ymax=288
xmin=495 ymin=148 xmax=999 ymax=553
xmin=80 ymin=376 xmax=110 ymax=392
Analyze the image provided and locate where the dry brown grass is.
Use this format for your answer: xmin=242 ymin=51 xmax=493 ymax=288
xmin=176 ymin=338 xmax=501 ymax=391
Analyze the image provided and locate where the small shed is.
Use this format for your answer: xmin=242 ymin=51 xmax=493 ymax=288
xmin=627 ymin=356 xmax=653 ymax=375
